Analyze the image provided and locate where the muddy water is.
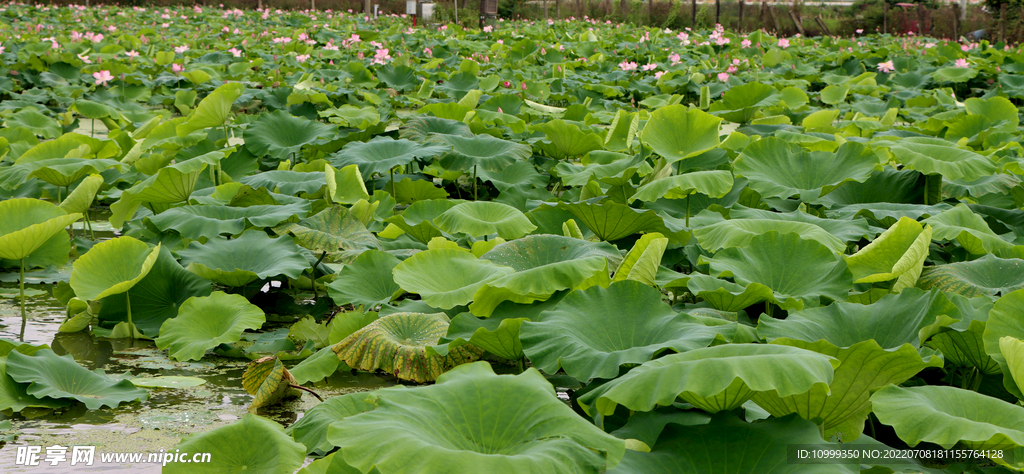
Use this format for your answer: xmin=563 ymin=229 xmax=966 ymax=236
xmin=0 ymin=216 xmax=396 ymax=473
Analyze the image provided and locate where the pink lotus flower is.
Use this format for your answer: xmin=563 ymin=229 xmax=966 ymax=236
xmin=424 ymin=47 xmax=432 ymax=57
xmin=654 ymin=71 xmax=665 ymax=79
xmin=90 ymin=33 xmax=104 ymax=43
xmin=717 ymin=72 xmax=730 ymax=81
xmin=483 ymin=25 xmax=493 ymax=32
xmin=174 ymin=45 xmax=189 ymax=53
xmin=668 ymin=53 xmax=681 ymax=65
xmin=228 ymin=48 xmax=242 ymax=57
xmin=741 ymin=39 xmax=752 ymax=48
xmin=778 ymin=38 xmax=790 ymax=49
xmin=296 ymin=54 xmax=310 ymax=63
xmin=502 ymin=81 xmax=512 ymax=88
xmin=954 ymin=58 xmax=969 ymax=68
xmin=92 ymin=70 xmax=113 ymax=86
xmin=876 ymin=60 xmax=895 ymax=73
xmin=125 ymin=50 xmax=139 ymax=59
xmin=727 ymin=66 xmax=738 ymax=73
xmin=521 ymin=82 xmax=528 ymax=91
xmin=171 ymin=63 xmax=183 ymax=73
xmin=642 ymin=63 xmax=657 ymax=71
xmin=324 ymin=42 xmax=339 ymax=51
xmin=372 ymin=48 xmax=391 ymax=65
xmin=619 ymin=61 xmax=638 ymax=71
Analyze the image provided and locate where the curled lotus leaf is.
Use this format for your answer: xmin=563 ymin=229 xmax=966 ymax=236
xmin=332 ymin=312 xmax=484 ymax=383
xmin=70 ymin=236 xmax=160 ymax=301
xmin=0 ymin=198 xmax=81 ymax=264
xmin=844 ymin=217 xmax=931 ymax=292
xmin=326 ymin=362 xmax=626 ymax=474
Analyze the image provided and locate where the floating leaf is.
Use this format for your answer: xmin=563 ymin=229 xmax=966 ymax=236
xmin=5 ymin=349 xmax=148 ymax=410
xmin=156 ymin=292 xmax=266 ymax=361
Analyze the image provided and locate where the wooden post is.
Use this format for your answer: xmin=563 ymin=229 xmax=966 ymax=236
xmin=769 ymin=5 xmax=782 ymax=34
xmin=952 ymin=4 xmax=959 ymax=39
xmin=999 ymin=3 xmax=1007 ymax=43
xmin=788 ymin=8 xmax=804 ymax=36
xmin=738 ymin=0 xmax=745 ymax=31
xmin=620 ymin=0 xmax=627 ymax=18
xmin=692 ymin=0 xmax=697 ymax=26
xmin=814 ymin=15 xmax=830 ymax=35
xmin=311 ymin=0 xmax=315 ymax=10
xmin=557 ymin=0 xmax=562 ymax=18
xmin=959 ymin=0 xmax=967 ymax=21
xmin=715 ymin=0 xmax=720 ymax=25
xmin=883 ymin=1 xmax=888 ymax=34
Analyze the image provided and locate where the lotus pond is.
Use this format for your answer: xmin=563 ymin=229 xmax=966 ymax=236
xmin=3 ymin=3 xmax=1024 ymax=473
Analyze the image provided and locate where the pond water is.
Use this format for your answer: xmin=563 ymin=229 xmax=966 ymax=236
xmin=0 ymin=216 xmax=397 ymax=473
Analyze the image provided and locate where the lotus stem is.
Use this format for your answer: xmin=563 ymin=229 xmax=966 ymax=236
xmin=686 ymin=194 xmax=691 ymax=228
xmin=473 ymin=165 xmax=478 ymax=201
xmin=126 ymin=292 xmax=134 ymax=341
xmin=390 ymin=167 xmax=396 ymax=199
xmin=289 ymin=384 xmax=324 ymax=401
xmin=85 ymin=212 xmax=95 ymax=240
xmin=19 ymin=258 xmax=26 ymax=341
xmin=308 ymin=251 xmax=328 ymax=299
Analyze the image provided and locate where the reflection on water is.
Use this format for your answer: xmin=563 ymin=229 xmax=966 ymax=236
xmin=0 ymin=270 xmax=396 ymax=473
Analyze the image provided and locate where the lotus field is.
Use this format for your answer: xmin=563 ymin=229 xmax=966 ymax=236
xmin=4 ymin=2 xmax=1024 ymax=473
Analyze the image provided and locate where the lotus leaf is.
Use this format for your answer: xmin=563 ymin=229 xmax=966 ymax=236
xmin=430 ymin=133 xmax=532 ymax=172
xmin=555 ymin=201 xmax=689 ymax=243
xmin=242 ymin=356 xmax=300 ymax=412
xmin=109 ymin=150 xmax=227 ymax=227
xmin=273 ymin=205 xmax=379 ymax=252
xmin=844 ymin=217 xmax=932 ymax=291
xmin=147 ymin=202 xmax=309 ymax=241
xmin=0 ymin=198 xmax=81 ymax=263
xmin=165 ymin=414 xmax=306 ymax=474
xmin=392 ymin=248 xmax=515 ymax=309
xmin=286 ymin=390 xmax=378 ymax=455
xmin=400 ymin=115 xmax=473 ymax=142
xmin=708 ymin=231 xmax=852 ymax=311
xmin=327 ymin=249 xmax=403 ymax=307
xmin=639 ymin=105 xmax=722 ymax=164
xmin=694 ymin=218 xmax=846 ymax=253
xmin=155 ymin=291 xmax=266 ymax=361
xmin=469 ymin=235 xmax=621 ymax=316
xmin=175 ymin=82 xmax=245 ymax=136
xmin=331 ymin=136 xmax=448 ymax=176
xmin=531 ymin=119 xmax=606 ymax=159
xmin=5 ymin=349 xmax=148 ymax=410
xmin=919 ymin=254 xmax=1024 ymax=298
xmin=243 ymin=110 xmax=338 ymax=163
xmin=579 ymin=344 xmax=838 ymax=415
xmin=239 ymin=170 xmax=327 ymax=196
xmin=883 ymin=137 xmax=996 ymax=182
xmin=685 ymin=274 xmax=775 ymax=312
xmin=326 ymin=362 xmax=625 ymax=473
xmin=177 ymin=231 xmax=311 ymax=287
xmin=708 ymin=81 xmax=782 ymax=124
xmin=521 ymin=281 xmax=719 ymax=381
xmin=924 ymin=203 xmax=1013 ymax=255
xmin=332 ymin=312 xmax=483 ymax=383
xmin=129 ymin=376 xmax=206 ymax=388
xmin=733 ymin=139 xmax=880 ymax=202
xmin=612 ymin=233 xmax=668 ymax=286
xmin=325 ymin=164 xmax=370 ymax=204
xmin=433 ymin=201 xmax=536 ymax=239
xmin=871 ymin=384 xmax=1024 ymax=469
xmin=630 ymin=170 xmax=734 ymax=203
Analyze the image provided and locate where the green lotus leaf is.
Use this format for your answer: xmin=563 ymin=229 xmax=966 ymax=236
xmin=400 ymin=115 xmax=473 ymax=142
xmin=97 ymin=245 xmax=211 ymax=337
xmin=155 ymin=291 xmax=266 ymax=361
xmin=984 ymin=288 xmax=1024 ymax=398
xmin=871 ymin=384 xmax=1024 ymax=468
xmin=639 ymin=105 xmax=722 ymax=164
xmin=289 ymin=346 xmax=344 ymax=385
xmin=555 ymin=201 xmax=690 ymax=243
xmin=286 ymin=391 xmax=379 ymax=455
xmin=5 ymin=107 xmax=61 ymax=139
xmin=327 ymin=362 xmax=625 ymax=473
xmin=296 ymin=452 xmax=363 ymax=474
xmin=16 ymin=132 xmax=119 ymax=164
xmin=273 ymin=205 xmax=379 ymax=252
xmin=433 ymin=201 xmax=536 ymax=239
xmin=553 ymin=152 xmax=648 ymax=187
xmin=521 ymin=281 xmax=719 ymax=381
xmin=924 ymin=203 xmax=1013 ymax=255
xmin=724 ymin=206 xmax=872 ymax=242
xmin=613 ymin=233 xmax=668 ymax=286
xmin=178 ymin=232 xmax=311 ymax=287
xmin=932 ymin=66 xmax=978 ymax=83
xmin=469 ymin=235 xmax=621 ymax=316
xmin=165 ymin=414 xmax=306 ymax=474
xmin=919 ymin=254 xmax=1024 ymax=298
xmin=844 ymin=216 xmax=931 ymax=291
xmin=630 ymin=170 xmax=734 ymax=203
xmin=733 ymin=139 xmax=880 ymax=202
xmin=146 ymin=202 xmax=310 ymax=240
xmin=579 ymin=344 xmax=837 ymax=415
xmin=392 ymin=248 xmax=515 ymax=309
xmin=24 ymin=158 xmax=121 ymax=188
xmin=332 ymin=312 xmax=483 ymax=383
xmin=383 ymin=199 xmax=459 ymax=243
xmin=327 ymin=250 xmax=403 ymax=307
xmin=58 ymin=173 xmax=103 ymax=216
xmin=921 ymin=293 xmax=999 ymax=374
xmin=243 ymin=110 xmax=338 ymax=162
xmin=694 ymin=219 xmax=846 ymax=254
xmin=0 ymin=198 xmax=80 ymax=261
xmin=5 ymin=349 xmax=148 ymax=410
xmin=685 ymin=274 xmax=775 ymax=312
xmin=429 ymin=133 xmax=532 ymax=172
xmin=882 ymin=136 xmax=996 ymax=182
xmin=708 ymin=81 xmax=781 ymax=124
xmin=944 ymin=174 xmax=1021 ymax=200
xmin=109 ymin=150 xmax=227 ymax=227
xmin=239 ymin=170 xmax=327 ymax=196
xmin=1001 ymin=337 xmax=1024 ymax=398
xmin=176 ymin=82 xmax=244 ymax=137
xmin=70 ymin=236 xmax=160 ymax=301
xmin=331 ymin=136 xmax=449 ymax=176
xmin=531 ymin=119 xmax=605 ymax=159
xmin=0 ymin=357 xmax=72 ymax=412
xmin=324 ymin=163 xmax=370 ymax=205
xmin=708 ymin=231 xmax=852 ymax=311
xmin=390 ymin=177 xmax=449 ymax=204
xmin=608 ymin=414 xmax=858 ymax=474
